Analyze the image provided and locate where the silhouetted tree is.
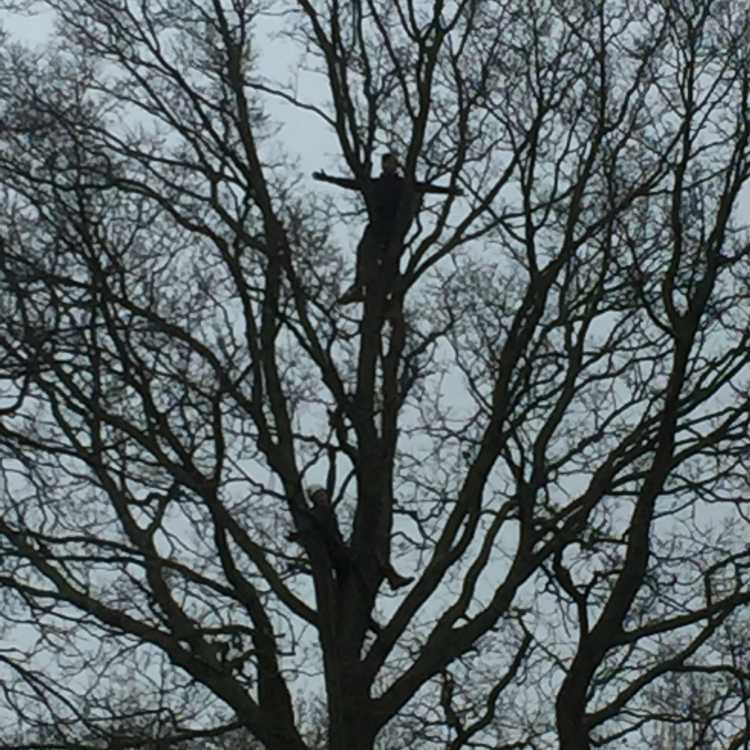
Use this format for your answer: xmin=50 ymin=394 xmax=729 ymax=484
xmin=2 ymin=1 xmax=750 ymax=748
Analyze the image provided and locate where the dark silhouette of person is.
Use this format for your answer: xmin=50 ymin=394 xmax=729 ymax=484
xmin=312 ymin=153 xmax=462 ymax=304
xmin=288 ymin=485 xmax=412 ymax=590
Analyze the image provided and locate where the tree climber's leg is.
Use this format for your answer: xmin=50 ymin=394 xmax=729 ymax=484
xmin=380 ymin=234 xmax=405 ymax=320
xmin=337 ymin=223 xmax=376 ymax=304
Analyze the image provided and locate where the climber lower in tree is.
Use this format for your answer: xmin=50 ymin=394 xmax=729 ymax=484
xmin=312 ymin=152 xmax=462 ymax=305
xmin=288 ymin=485 xmax=412 ymax=590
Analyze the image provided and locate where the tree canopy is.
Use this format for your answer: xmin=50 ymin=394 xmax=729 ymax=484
xmin=2 ymin=1 xmax=750 ymax=748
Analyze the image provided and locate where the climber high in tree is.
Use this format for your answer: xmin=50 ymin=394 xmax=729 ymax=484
xmin=312 ymin=153 xmax=462 ymax=305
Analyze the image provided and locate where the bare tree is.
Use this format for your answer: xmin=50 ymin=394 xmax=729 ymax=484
xmin=1 ymin=0 xmax=750 ymax=748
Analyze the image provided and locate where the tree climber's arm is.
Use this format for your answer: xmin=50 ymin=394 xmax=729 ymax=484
xmin=312 ymin=171 xmax=360 ymax=190
xmin=414 ymin=181 xmax=464 ymax=196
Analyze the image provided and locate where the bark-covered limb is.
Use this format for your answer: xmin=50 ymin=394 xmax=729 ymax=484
xmin=615 ymin=591 xmax=750 ymax=649
xmin=208 ymin=509 xmax=300 ymax=745
xmin=0 ymin=537 xmax=284 ymax=745
xmin=423 ymin=431 xmax=658 ymax=705
xmin=553 ymin=549 xmax=590 ymax=640
xmin=366 ymin=255 xmax=595 ymax=680
xmin=294 ymin=0 xmax=368 ymax=174
xmin=86 ymin=435 xmax=301 ymax=745
xmin=555 ymin=269 xmax=719 ymax=747
xmin=586 ymin=607 xmax=742 ymax=733
xmin=14 ymin=276 xmax=314 ymax=628
xmin=728 ymin=728 xmax=750 ymax=750
xmin=445 ymin=630 xmax=534 ymax=750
